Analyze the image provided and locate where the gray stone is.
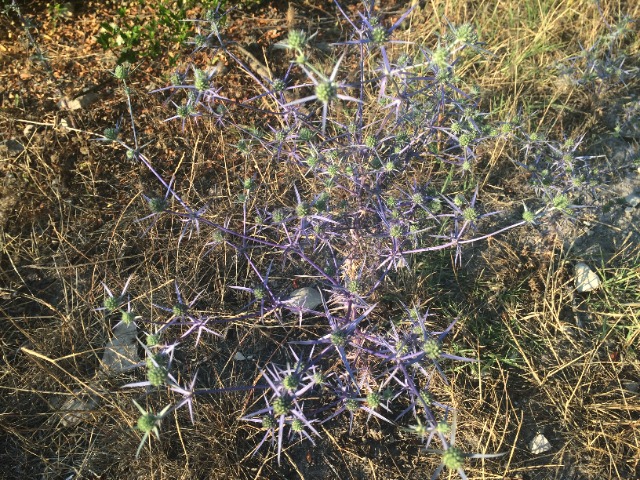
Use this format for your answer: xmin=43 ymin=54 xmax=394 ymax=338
xmin=624 ymin=193 xmax=640 ymax=208
xmin=282 ymin=286 xmax=323 ymax=311
xmin=4 ymin=139 xmax=24 ymax=153
xmin=58 ymin=384 xmax=101 ymax=427
xmin=55 ymin=322 xmax=138 ymax=426
xmin=59 ymin=92 xmax=100 ymax=111
xmin=100 ymin=321 xmax=139 ymax=374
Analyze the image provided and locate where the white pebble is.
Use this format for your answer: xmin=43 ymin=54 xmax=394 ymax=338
xmin=574 ymin=262 xmax=601 ymax=293
xmin=282 ymin=286 xmax=323 ymax=311
xmin=529 ymin=433 xmax=552 ymax=454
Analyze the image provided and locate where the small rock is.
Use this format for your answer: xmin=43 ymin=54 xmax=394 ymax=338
xmin=59 ymin=92 xmax=100 ymax=111
xmin=58 ymin=321 xmax=138 ymax=427
xmin=58 ymin=386 xmax=100 ymax=427
xmin=574 ymin=262 xmax=601 ymax=293
xmin=282 ymin=286 xmax=323 ymax=311
xmin=529 ymin=433 xmax=552 ymax=454
xmin=59 ymin=98 xmax=79 ymax=110
xmin=100 ymin=321 xmax=139 ymax=374
xmin=234 ymin=351 xmax=247 ymax=361
xmin=4 ymin=139 xmax=24 ymax=153
xmin=623 ymin=381 xmax=639 ymax=393
xmin=624 ymin=193 xmax=640 ymax=208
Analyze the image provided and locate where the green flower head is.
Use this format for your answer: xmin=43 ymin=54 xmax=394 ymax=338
xmin=137 ymin=413 xmax=158 ymax=433
xmin=315 ymin=81 xmax=337 ymax=104
xmin=442 ymin=446 xmax=465 ymax=470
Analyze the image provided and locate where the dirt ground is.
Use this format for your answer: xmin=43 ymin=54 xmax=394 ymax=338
xmin=1 ymin=1 xmax=639 ymax=479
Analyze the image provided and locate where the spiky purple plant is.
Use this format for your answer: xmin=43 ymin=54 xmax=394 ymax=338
xmin=87 ymin=0 xmax=568 ymax=473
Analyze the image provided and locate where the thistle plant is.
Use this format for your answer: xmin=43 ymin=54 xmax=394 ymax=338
xmin=241 ymin=355 xmax=322 ymax=464
xmin=86 ymin=0 xmax=599 ymax=475
xmin=321 ymin=375 xmax=393 ymax=434
xmin=152 ymin=281 xmax=219 ymax=345
xmin=97 ymin=275 xmax=133 ymax=314
xmin=282 ymin=52 xmax=362 ymax=134
xmin=333 ymin=0 xmax=417 ymax=102
xmin=422 ymin=410 xmax=505 ymax=480
xmin=132 ymin=400 xmax=171 ymax=459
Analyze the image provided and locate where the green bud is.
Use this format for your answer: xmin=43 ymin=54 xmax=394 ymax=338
xmin=148 ymin=196 xmax=168 ymax=213
xmin=172 ymin=303 xmax=188 ymax=317
xmin=176 ymin=104 xmax=193 ymax=119
xmin=103 ymin=127 xmax=119 ymax=142
xmin=453 ymin=23 xmax=477 ymax=44
xmin=298 ymin=127 xmax=313 ymax=142
xmin=522 ymin=208 xmax=535 ymax=223
xmin=330 ymin=330 xmax=348 ymax=347
xmin=422 ymin=338 xmax=442 ymax=360
xmin=306 ymin=154 xmax=319 ymax=169
xmin=272 ymin=208 xmax=286 ymax=224
xmin=462 ymin=207 xmax=477 ymax=222
xmin=193 ymin=68 xmax=208 ymax=92
xmin=137 ymin=413 xmax=157 ymax=433
xmin=365 ymin=135 xmax=376 ymax=148
xmin=366 ymin=392 xmax=381 ymax=409
xmin=287 ymin=30 xmax=307 ymax=50
xmin=436 ymin=421 xmax=451 ymax=434
xmin=384 ymin=160 xmax=395 ymax=172
xmin=312 ymin=370 xmax=325 ymax=384
xmin=262 ymin=415 xmax=276 ymax=429
xmin=442 ymin=446 xmax=465 ymax=470
xmin=389 ymin=224 xmax=403 ymax=238
xmin=459 ymin=133 xmax=474 ymax=147
xmin=103 ymin=295 xmax=121 ymax=312
xmin=296 ymin=202 xmax=309 ymax=218
xmin=273 ymin=396 xmax=292 ymax=416
xmin=291 ymin=418 xmax=304 ymax=432
xmin=432 ymin=46 xmax=449 ymax=70
xmin=146 ymin=362 xmax=168 ymax=387
xmin=114 ymin=64 xmax=129 ymax=80
xmin=371 ymin=25 xmax=387 ymax=44
xmin=121 ymin=310 xmax=136 ymax=325
xmin=283 ymin=374 xmax=300 ymax=391
xmin=345 ymin=398 xmax=359 ymax=411
xmin=315 ymin=81 xmax=337 ymax=104
xmin=272 ymin=78 xmax=286 ymax=92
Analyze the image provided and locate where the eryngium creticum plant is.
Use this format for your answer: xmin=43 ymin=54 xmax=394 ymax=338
xmin=93 ymin=0 xmax=604 ymax=474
